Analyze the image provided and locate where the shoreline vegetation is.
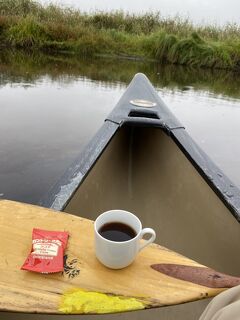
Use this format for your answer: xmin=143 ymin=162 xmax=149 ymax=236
xmin=1 ymin=0 xmax=240 ymax=71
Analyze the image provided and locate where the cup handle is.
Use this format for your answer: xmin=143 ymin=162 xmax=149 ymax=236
xmin=139 ymin=228 xmax=156 ymax=251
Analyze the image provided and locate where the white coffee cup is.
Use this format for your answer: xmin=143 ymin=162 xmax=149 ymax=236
xmin=94 ymin=209 xmax=156 ymax=269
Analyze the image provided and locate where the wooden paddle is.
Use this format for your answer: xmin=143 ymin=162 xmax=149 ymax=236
xmin=0 ymin=200 xmax=239 ymax=315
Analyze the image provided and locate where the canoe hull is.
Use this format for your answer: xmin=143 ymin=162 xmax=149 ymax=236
xmin=40 ymin=73 xmax=240 ymax=222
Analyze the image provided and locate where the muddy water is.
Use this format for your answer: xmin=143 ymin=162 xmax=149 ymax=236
xmin=0 ymin=50 xmax=240 ymax=320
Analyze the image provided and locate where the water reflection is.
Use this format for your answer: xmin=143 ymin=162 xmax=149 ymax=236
xmin=0 ymin=50 xmax=240 ymax=205
xmin=1 ymin=50 xmax=240 ymax=100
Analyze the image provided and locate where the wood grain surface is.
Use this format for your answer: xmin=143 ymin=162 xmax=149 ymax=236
xmin=0 ymin=200 xmax=235 ymax=314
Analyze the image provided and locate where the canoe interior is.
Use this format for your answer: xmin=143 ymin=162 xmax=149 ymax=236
xmin=65 ymin=125 xmax=240 ymax=276
xmin=63 ymin=125 xmax=240 ymax=320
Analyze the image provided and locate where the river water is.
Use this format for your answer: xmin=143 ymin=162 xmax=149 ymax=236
xmin=0 ymin=50 xmax=240 ymax=206
xmin=0 ymin=52 xmax=240 ymax=203
xmin=1 ymin=51 xmax=240 ymax=320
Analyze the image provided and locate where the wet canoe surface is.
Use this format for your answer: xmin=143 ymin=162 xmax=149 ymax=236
xmin=0 ymin=200 xmax=239 ymax=315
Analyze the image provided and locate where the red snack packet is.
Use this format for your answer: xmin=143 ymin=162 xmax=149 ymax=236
xmin=21 ymin=228 xmax=69 ymax=273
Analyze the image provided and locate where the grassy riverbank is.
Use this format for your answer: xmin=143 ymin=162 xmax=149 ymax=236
xmin=1 ymin=0 xmax=240 ymax=70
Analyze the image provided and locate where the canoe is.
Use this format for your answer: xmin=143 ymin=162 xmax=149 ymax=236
xmin=38 ymin=73 xmax=240 ymax=319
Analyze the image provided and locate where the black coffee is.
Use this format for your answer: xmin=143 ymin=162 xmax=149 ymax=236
xmin=99 ymin=222 xmax=137 ymax=242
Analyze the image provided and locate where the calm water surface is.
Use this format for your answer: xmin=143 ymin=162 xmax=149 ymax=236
xmin=0 ymin=50 xmax=240 ymax=205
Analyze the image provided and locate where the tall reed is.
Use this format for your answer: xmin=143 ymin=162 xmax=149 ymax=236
xmin=1 ymin=0 xmax=240 ymax=70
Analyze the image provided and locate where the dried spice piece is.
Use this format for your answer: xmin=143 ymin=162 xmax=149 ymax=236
xmin=21 ymin=228 xmax=69 ymax=273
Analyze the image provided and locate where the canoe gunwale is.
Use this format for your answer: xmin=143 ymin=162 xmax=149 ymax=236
xmin=38 ymin=73 xmax=240 ymax=222
xmin=39 ymin=120 xmax=119 ymax=210
xmin=171 ymin=129 xmax=240 ymax=222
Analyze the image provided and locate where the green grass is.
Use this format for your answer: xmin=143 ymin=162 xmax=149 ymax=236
xmin=1 ymin=0 xmax=240 ymax=70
